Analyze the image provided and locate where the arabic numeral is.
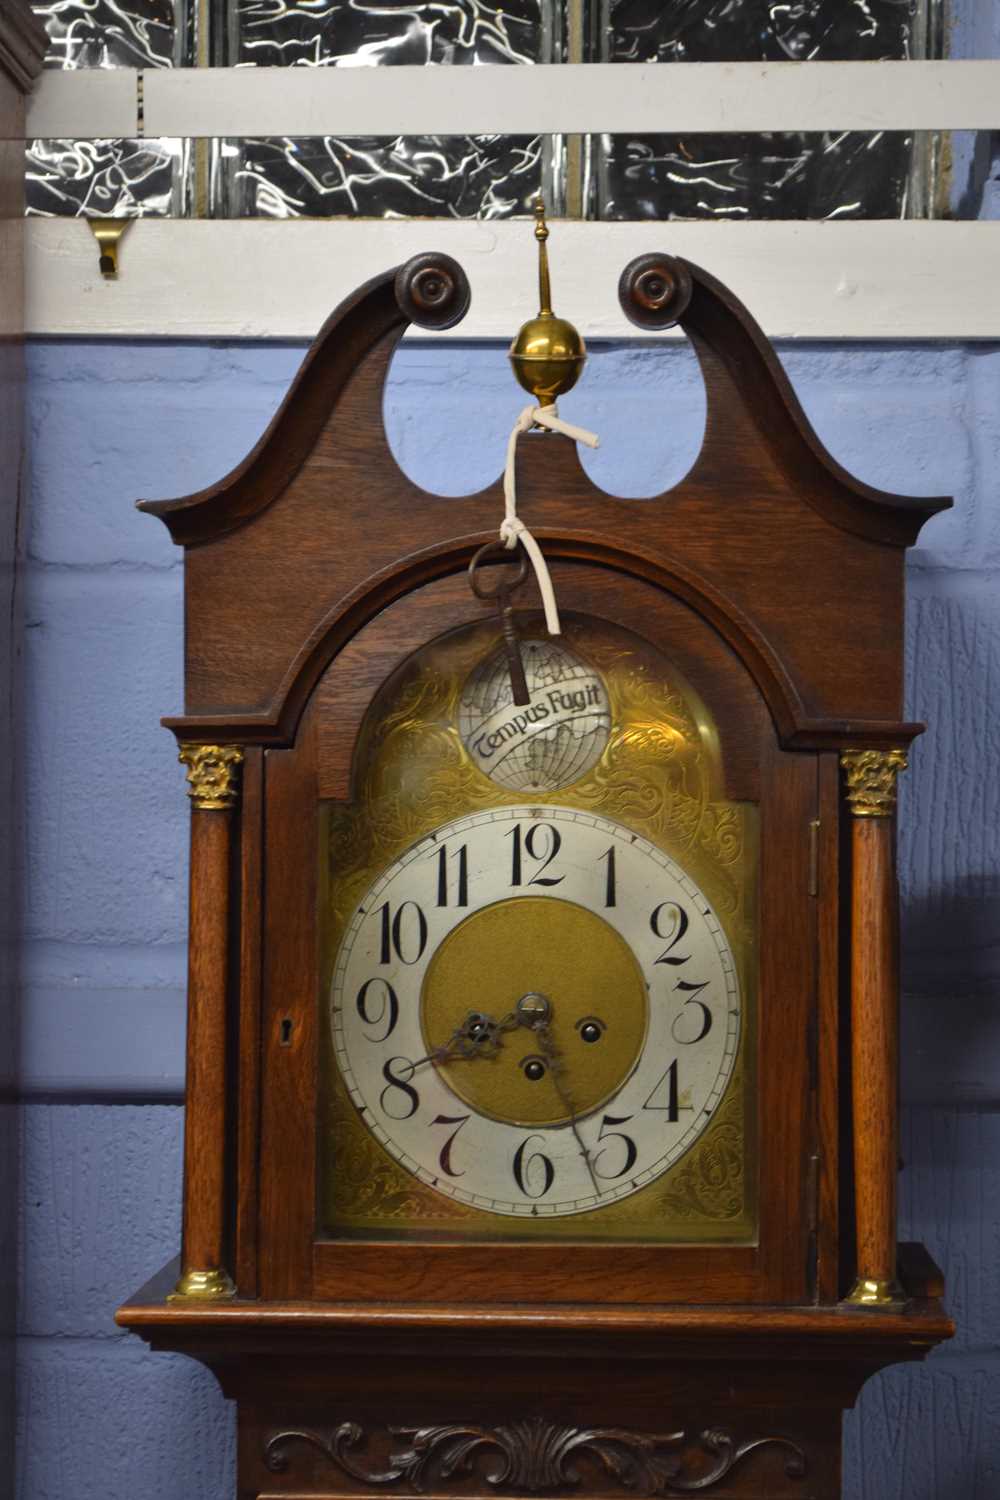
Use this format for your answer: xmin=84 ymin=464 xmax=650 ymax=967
xmin=376 ymin=900 xmax=428 ymax=965
xmin=512 ymin=1134 xmax=555 ymax=1198
xmin=594 ymin=1114 xmax=638 ymax=1179
xmin=379 ymin=1057 xmax=420 ymax=1120
xmin=508 ymin=823 xmax=564 ymax=888
xmin=642 ymin=1060 xmax=693 ymax=1125
xmin=650 ymin=901 xmax=690 ymax=966
xmin=671 ymin=979 xmax=713 ymax=1044
xmin=355 ymin=978 xmax=399 ymax=1042
xmin=600 ymin=846 xmax=616 ymax=907
xmin=430 ymin=1114 xmax=470 ymax=1178
xmin=433 ymin=843 xmax=468 ymax=908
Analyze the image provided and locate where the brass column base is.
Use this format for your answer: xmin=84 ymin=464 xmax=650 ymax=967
xmin=842 ymin=1276 xmax=906 ymax=1309
xmin=167 ymin=1267 xmax=237 ymax=1303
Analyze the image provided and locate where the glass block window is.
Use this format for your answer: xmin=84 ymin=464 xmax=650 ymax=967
xmin=25 ymin=0 xmax=950 ymax=221
xmin=26 ymin=137 xmax=191 ymax=217
xmin=34 ymin=0 xmax=186 ymax=68
xmin=592 ymin=0 xmax=941 ymax=220
xmin=27 ymin=0 xmax=193 ymax=217
xmin=216 ymin=0 xmax=562 ymax=219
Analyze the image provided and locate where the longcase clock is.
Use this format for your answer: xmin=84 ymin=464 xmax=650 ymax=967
xmin=118 ymin=244 xmax=954 ymax=1499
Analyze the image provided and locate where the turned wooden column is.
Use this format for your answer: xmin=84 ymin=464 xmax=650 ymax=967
xmin=841 ymin=748 xmax=907 ymax=1308
xmin=170 ymin=744 xmax=244 ymax=1302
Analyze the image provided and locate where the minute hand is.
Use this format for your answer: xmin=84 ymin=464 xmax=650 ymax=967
xmin=534 ymin=1021 xmax=601 ymax=1197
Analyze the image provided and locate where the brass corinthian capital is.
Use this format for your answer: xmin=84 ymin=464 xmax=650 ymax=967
xmin=840 ymin=748 xmax=908 ymax=818
xmin=179 ymin=744 xmax=244 ymax=810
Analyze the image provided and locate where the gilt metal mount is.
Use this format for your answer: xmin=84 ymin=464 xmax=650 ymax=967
xmin=840 ymin=748 xmax=908 ymax=818
xmin=179 ymin=744 xmax=244 ymax=810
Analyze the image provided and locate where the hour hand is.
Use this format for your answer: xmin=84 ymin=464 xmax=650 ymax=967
xmin=416 ymin=995 xmax=549 ymax=1071
xmin=411 ymin=1010 xmax=508 ymax=1070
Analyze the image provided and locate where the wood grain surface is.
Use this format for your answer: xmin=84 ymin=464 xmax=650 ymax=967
xmin=235 ymin=749 xmax=264 ymax=1296
xmin=179 ymin=808 xmax=234 ymax=1281
xmin=849 ymin=819 xmax=900 ymax=1290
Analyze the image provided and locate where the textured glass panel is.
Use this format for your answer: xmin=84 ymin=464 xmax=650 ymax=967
xmin=31 ymin=0 xmax=190 ymax=68
xmin=26 ymin=138 xmax=191 ymax=217
xmin=219 ymin=0 xmax=561 ymax=219
xmin=594 ymin=0 xmax=941 ymax=220
xmin=27 ymin=0 xmax=193 ymax=218
xmin=220 ymin=134 xmax=550 ymax=220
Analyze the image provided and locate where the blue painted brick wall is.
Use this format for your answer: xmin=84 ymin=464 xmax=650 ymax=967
xmin=17 ymin=337 xmax=1000 ymax=1497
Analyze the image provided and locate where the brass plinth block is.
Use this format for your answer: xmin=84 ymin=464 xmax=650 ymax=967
xmin=841 ymin=748 xmax=908 ymax=818
xmin=179 ymin=744 xmax=244 ymax=810
xmin=509 ymin=199 xmax=586 ymax=407
xmin=843 ymin=1276 xmax=906 ymax=1309
xmin=167 ymin=1267 xmax=236 ymax=1302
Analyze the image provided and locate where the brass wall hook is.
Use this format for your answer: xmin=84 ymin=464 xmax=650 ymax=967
xmin=508 ymin=199 xmax=586 ymax=407
xmin=88 ymin=217 xmax=133 ymax=279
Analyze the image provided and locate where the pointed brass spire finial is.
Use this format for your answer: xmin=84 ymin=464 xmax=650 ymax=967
xmin=534 ymin=197 xmax=553 ymax=315
xmin=508 ymin=198 xmax=586 ymax=407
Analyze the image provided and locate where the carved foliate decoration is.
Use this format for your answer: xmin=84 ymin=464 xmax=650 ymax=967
xmin=840 ymin=748 xmax=908 ymax=818
xmin=179 ymin=744 xmax=244 ymax=810
xmin=264 ymin=1418 xmax=807 ymax=1494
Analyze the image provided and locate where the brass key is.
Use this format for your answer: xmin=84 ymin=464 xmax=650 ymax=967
xmin=468 ymin=541 xmax=531 ymax=705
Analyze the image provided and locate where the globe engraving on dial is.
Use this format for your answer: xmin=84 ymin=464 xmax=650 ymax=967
xmin=458 ymin=639 xmax=611 ymax=792
xmin=331 ymin=807 xmax=741 ymax=1218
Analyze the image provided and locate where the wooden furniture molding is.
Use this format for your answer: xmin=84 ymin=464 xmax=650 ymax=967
xmin=0 ymin=1 xmax=46 ymax=95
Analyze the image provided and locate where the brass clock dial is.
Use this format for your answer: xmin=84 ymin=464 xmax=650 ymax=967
xmin=331 ymin=805 xmax=740 ymax=1218
xmin=320 ymin=613 xmax=757 ymax=1244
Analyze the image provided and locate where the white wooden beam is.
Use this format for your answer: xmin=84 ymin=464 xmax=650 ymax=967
xmin=20 ymin=60 xmax=1000 ymax=141
xmin=25 ymin=219 xmax=1000 ymax=341
xmin=25 ymin=68 xmax=136 ymax=139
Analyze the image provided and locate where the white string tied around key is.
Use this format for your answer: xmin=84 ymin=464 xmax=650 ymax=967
xmin=501 ymin=402 xmax=600 ymax=637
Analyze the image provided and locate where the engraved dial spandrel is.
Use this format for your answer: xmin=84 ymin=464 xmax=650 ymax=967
xmin=331 ymin=806 xmax=741 ymax=1219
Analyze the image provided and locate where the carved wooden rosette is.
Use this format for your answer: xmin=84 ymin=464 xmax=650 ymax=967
xmin=171 ymin=744 xmax=244 ymax=1301
xmin=841 ymin=749 xmax=908 ymax=1307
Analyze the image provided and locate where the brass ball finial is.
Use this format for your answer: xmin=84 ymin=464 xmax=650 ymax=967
xmin=508 ymin=198 xmax=586 ymax=407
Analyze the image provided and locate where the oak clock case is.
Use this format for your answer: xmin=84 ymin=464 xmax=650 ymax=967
xmin=117 ymin=250 xmax=954 ymax=1500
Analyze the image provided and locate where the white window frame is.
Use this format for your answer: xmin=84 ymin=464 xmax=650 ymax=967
xmin=16 ymin=61 xmax=1000 ymax=340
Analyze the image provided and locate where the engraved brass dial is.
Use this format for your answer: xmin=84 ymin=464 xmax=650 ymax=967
xmin=319 ymin=613 xmax=758 ymax=1243
xmin=332 ymin=806 xmax=740 ymax=1218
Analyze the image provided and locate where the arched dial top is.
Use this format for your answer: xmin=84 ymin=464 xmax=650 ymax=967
xmin=136 ymin=251 xmax=949 ymax=758
xmin=331 ymin=806 xmax=740 ymax=1219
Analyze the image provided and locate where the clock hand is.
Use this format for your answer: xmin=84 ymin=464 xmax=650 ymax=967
xmin=532 ymin=1017 xmax=602 ymax=1199
xmin=412 ymin=996 xmax=601 ymax=1193
xmin=409 ymin=1009 xmax=518 ymax=1071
